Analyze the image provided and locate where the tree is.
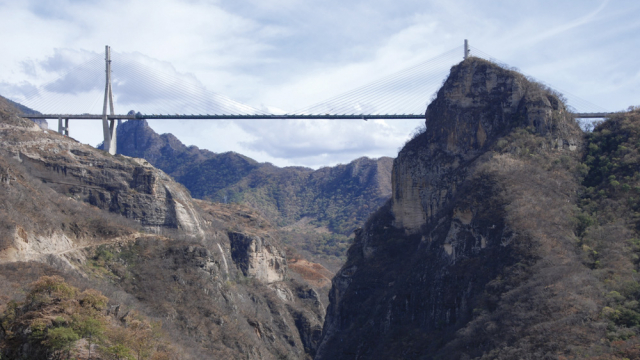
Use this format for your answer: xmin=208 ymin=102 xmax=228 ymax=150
xmin=128 ymin=319 xmax=154 ymax=360
xmin=104 ymin=344 xmax=134 ymax=360
xmin=74 ymin=316 xmax=105 ymax=360
xmin=45 ymin=327 xmax=79 ymax=360
xmin=79 ymin=289 xmax=109 ymax=311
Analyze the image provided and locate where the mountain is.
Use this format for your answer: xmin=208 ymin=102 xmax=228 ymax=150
xmin=315 ymin=57 xmax=619 ymax=359
xmin=0 ymin=95 xmax=327 ymax=359
xmin=6 ymin=57 xmax=639 ymax=359
xmin=113 ymin=119 xmax=394 ymax=270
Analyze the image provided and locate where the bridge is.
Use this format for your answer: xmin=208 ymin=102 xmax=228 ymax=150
xmin=17 ymin=41 xmax=612 ymax=155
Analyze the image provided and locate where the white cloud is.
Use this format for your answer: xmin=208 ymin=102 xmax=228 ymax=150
xmin=237 ymin=119 xmax=401 ymax=155
xmin=1 ymin=0 xmax=640 ymax=168
xmin=7 ymin=49 xmax=266 ymax=116
xmin=520 ymin=0 xmax=610 ymax=46
xmin=232 ymin=119 xmax=424 ymax=168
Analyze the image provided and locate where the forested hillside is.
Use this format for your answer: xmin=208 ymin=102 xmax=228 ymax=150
xmin=575 ymin=107 xmax=640 ymax=354
xmin=5 ymin=59 xmax=640 ymax=359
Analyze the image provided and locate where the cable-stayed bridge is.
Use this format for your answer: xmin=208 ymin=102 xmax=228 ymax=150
xmin=14 ymin=41 xmax=611 ymax=155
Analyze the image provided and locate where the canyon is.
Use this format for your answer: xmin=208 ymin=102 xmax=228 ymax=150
xmin=3 ymin=56 xmax=640 ymax=359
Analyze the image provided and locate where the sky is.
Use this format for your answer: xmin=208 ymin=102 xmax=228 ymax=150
xmin=0 ymin=0 xmax=638 ymax=168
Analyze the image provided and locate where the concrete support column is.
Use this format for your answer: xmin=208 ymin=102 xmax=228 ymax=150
xmin=102 ymin=45 xmax=117 ymax=155
xmin=58 ymin=117 xmax=69 ymax=136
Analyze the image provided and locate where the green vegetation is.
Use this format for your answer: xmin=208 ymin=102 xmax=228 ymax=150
xmin=190 ymin=158 xmax=392 ymax=236
xmin=279 ymin=230 xmax=352 ymax=270
xmin=573 ymin=108 xmax=640 ymax=356
xmin=0 ymin=96 xmax=334 ymax=359
xmin=45 ymin=327 xmax=80 ymax=359
xmin=179 ymin=153 xmax=259 ymax=200
xmin=0 ymin=276 xmax=174 ymax=360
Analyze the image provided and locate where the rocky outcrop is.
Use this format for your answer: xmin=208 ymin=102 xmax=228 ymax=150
xmin=112 ymin=119 xmax=396 ymax=271
xmin=229 ymin=231 xmax=287 ymax=283
xmin=316 ymin=58 xmax=595 ymax=359
xmin=0 ymin=125 xmax=204 ymax=234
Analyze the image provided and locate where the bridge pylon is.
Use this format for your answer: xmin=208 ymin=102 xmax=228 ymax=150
xmin=102 ymin=45 xmax=117 ymax=155
xmin=464 ymin=39 xmax=470 ymax=60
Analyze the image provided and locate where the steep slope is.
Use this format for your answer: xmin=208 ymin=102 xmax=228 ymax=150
xmin=0 ymin=99 xmax=326 ymax=359
xmin=573 ymin=107 xmax=640 ymax=357
xmin=114 ymin=119 xmax=394 ymax=269
xmin=0 ymin=95 xmax=47 ymax=129
xmin=316 ymin=57 xmax=604 ymax=359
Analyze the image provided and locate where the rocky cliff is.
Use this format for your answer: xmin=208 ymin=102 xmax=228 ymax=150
xmin=0 ymin=96 xmax=325 ymax=359
xmin=316 ymin=58 xmax=604 ymax=359
xmin=392 ymin=58 xmax=578 ymax=232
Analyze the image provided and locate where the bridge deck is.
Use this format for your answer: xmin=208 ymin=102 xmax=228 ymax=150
xmin=21 ymin=113 xmax=613 ymax=120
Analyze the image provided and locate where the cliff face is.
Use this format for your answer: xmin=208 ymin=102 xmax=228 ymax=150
xmin=228 ymin=231 xmax=287 ymax=283
xmin=392 ymin=59 xmax=578 ymax=232
xmin=0 ymin=101 xmax=325 ymax=359
xmin=10 ymin=136 xmax=203 ymax=235
xmin=316 ymin=58 xmax=600 ymax=359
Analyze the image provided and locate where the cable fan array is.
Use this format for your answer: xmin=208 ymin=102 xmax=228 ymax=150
xmin=13 ymin=53 xmax=105 ymax=114
xmin=8 ymin=44 xmax=609 ymax=117
xmin=294 ymin=46 xmax=462 ymax=116
xmin=109 ymin=53 xmax=269 ymax=115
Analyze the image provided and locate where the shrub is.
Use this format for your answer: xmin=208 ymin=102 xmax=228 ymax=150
xmin=27 ymin=276 xmax=77 ymax=306
xmin=79 ymin=289 xmax=109 ymax=311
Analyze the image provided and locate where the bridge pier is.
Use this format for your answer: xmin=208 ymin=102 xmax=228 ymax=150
xmin=102 ymin=118 xmax=117 ymax=154
xmin=57 ymin=117 xmax=69 ymax=136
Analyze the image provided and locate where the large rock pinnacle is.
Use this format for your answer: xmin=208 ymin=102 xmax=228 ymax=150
xmin=392 ymin=57 xmax=579 ymax=232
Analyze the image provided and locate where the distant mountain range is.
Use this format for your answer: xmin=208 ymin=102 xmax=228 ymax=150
xmin=111 ymin=119 xmax=394 ymax=269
